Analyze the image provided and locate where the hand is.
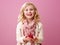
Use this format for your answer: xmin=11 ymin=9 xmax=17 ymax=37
xmin=23 ymin=38 xmax=28 ymax=43
xmin=34 ymin=37 xmax=38 ymax=42
xmin=23 ymin=37 xmax=32 ymax=43
xmin=26 ymin=37 xmax=35 ymax=43
xmin=23 ymin=36 xmax=38 ymax=43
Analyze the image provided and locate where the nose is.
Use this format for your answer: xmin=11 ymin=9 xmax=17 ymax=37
xmin=28 ymin=10 xmax=31 ymax=13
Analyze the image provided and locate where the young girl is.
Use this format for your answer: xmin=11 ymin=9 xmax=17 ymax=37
xmin=16 ymin=2 xmax=43 ymax=45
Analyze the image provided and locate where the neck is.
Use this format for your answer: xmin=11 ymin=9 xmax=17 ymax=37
xmin=27 ymin=18 xmax=33 ymax=23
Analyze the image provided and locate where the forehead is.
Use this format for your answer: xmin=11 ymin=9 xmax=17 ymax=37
xmin=25 ymin=5 xmax=34 ymax=9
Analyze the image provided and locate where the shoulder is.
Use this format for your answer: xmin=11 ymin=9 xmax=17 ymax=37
xmin=16 ymin=21 xmax=22 ymax=29
xmin=37 ymin=22 xmax=43 ymax=29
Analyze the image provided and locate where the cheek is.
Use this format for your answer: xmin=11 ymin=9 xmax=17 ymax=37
xmin=32 ymin=11 xmax=35 ymax=15
xmin=24 ymin=11 xmax=27 ymax=15
xmin=24 ymin=12 xmax=28 ymax=17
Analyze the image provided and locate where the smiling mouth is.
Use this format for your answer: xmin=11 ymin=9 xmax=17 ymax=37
xmin=27 ymin=14 xmax=32 ymax=16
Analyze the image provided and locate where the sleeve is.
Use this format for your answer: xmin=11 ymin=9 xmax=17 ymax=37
xmin=37 ymin=22 xmax=44 ymax=43
xmin=16 ymin=22 xmax=25 ymax=43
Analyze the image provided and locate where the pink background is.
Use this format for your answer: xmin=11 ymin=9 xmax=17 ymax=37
xmin=0 ymin=0 xmax=60 ymax=45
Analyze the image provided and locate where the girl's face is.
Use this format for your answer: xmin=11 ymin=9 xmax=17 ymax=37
xmin=24 ymin=5 xmax=35 ymax=19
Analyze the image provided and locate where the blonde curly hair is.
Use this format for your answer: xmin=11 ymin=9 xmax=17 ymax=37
xmin=18 ymin=2 xmax=40 ymax=23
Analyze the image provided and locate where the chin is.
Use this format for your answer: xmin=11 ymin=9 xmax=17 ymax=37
xmin=26 ymin=16 xmax=33 ymax=19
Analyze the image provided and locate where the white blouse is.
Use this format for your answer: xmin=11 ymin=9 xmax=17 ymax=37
xmin=16 ymin=21 xmax=44 ymax=45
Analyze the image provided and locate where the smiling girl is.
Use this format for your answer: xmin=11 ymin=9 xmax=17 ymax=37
xmin=16 ymin=2 xmax=43 ymax=45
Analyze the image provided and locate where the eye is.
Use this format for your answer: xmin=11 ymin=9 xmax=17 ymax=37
xmin=25 ymin=9 xmax=28 ymax=11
